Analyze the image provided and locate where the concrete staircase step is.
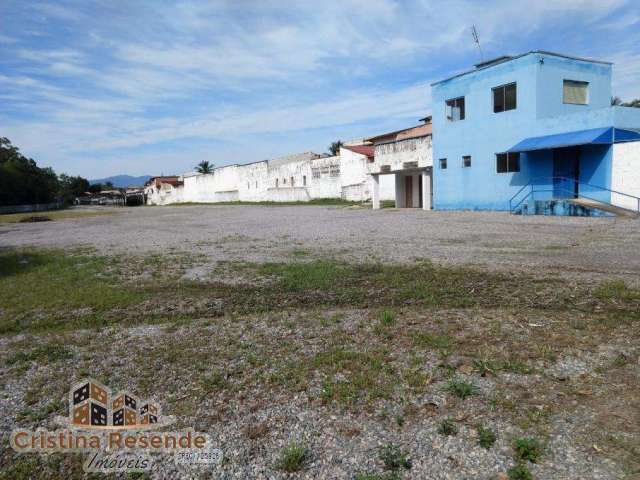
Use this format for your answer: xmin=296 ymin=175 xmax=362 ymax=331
xmin=568 ymin=198 xmax=639 ymax=218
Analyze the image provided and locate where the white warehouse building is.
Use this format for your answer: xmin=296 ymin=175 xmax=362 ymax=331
xmin=145 ymin=120 xmax=432 ymax=208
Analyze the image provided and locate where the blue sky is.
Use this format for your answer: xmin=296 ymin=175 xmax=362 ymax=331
xmin=1 ymin=0 xmax=639 ymax=178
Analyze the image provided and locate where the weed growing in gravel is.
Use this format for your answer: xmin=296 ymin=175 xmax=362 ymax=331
xmin=7 ymin=344 xmax=72 ymax=365
xmin=379 ymin=310 xmax=396 ymax=327
xmin=200 ymin=370 xmax=229 ymax=393
xmin=437 ymin=418 xmax=458 ymax=436
xmin=476 ymin=425 xmax=497 ymax=449
xmin=276 ymin=442 xmax=308 ymax=472
xmin=411 ymin=332 xmax=451 ymax=349
xmin=355 ymin=473 xmax=401 ymax=480
xmin=507 ymin=464 xmax=533 ymax=480
xmin=379 ymin=443 xmax=411 ymax=472
xmin=593 ymin=280 xmax=638 ymax=302
xmin=514 ymin=437 xmax=543 ymax=463
xmin=445 ymin=378 xmax=477 ymax=400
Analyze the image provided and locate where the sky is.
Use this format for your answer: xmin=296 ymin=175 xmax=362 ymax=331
xmin=1 ymin=0 xmax=639 ymax=179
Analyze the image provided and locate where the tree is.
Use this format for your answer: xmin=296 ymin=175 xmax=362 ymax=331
xmin=59 ymin=174 xmax=90 ymax=203
xmin=611 ymin=96 xmax=640 ymax=108
xmin=0 ymin=137 xmax=59 ymax=206
xmin=327 ymin=140 xmax=344 ymax=157
xmin=196 ymin=161 xmax=214 ymax=174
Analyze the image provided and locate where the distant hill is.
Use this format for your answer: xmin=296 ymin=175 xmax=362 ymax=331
xmin=90 ymin=175 xmax=152 ymax=188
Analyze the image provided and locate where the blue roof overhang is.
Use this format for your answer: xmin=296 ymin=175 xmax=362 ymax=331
xmin=507 ymin=127 xmax=640 ymax=153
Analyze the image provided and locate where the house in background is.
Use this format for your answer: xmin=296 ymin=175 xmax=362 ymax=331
xmin=366 ymin=118 xmax=433 ymax=210
xmin=431 ymin=51 xmax=640 ymax=215
xmin=144 ymin=176 xmax=184 ymax=205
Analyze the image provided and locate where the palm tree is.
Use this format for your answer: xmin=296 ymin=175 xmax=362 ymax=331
xmin=196 ymin=161 xmax=214 ymax=174
xmin=327 ymin=140 xmax=344 ymax=157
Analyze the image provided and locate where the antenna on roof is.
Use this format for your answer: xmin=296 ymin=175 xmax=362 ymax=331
xmin=471 ymin=25 xmax=483 ymax=62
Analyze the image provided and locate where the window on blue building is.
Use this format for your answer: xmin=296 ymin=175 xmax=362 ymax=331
xmin=493 ymin=83 xmax=517 ymax=113
xmin=496 ymin=152 xmax=520 ymax=173
xmin=439 ymin=158 xmax=447 ymax=169
xmin=462 ymin=155 xmax=471 ymax=168
xmin=445 ymin=97 xmax=465 ymax=121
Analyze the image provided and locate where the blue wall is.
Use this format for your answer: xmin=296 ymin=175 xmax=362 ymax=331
xmin=431 ymin=52 xmax=616 ymax=210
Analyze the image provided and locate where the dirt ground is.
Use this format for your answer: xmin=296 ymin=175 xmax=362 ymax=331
xmin=0 ymin=205 xmax=639 ymax=480
xmin=1 ymin=205 xmax=640 ymax=283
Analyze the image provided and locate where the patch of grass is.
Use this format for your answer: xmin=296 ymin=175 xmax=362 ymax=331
xmin=473 ymin=359 xmax=498 ymax=376
xmin=0 ymin=249 xmax=145 ymax=333
xmin=594 ymin=280 xmax=639 ymax=302
xmin=411 ymin=332 xmax=451 ymax=349
xmin=315 ymin=348 xmax=396 ymax=406
xmin=437 ymin=418 xmax=458 ymax=436
xmin=355 ymin=473 xmax=401 ymax=480
xmin=445 ymin=378 xmax=477 ymax=400
xmin=473 ymin=358 xmax=536 ymax=375
xmin=276 ymin=442 xmax=308 ymax=472
xmin=7 ymin=344 xmax=72 ymax=365
xmin=259 ymin=260 xmax=349 ymax=292
xmin=0 ymin=209 xmax=115 ymax=223
xmin=514 ymin=437 xmax=543 ymax=463
xmin=290 ymin=249 xmax=310 ymax=257
xmin=16 ymin=399 xmax=64 ymax=423
xmin=200 ymin=370 xmax=230 ymax=393
xmin=379 ymin=310 xmax=396 ymax=327
xmin=476 ymin=424 xmax=497 ymax=449
xmin=379 ymin=443 xmax=411 ymax=472
xmin=507 ymin=464 xmax=533 ymax=480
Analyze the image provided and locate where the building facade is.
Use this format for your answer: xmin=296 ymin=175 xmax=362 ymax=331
xmin=431 ymin=51 xmax=640 ymax=213
xmin=366 ymin=120 xmax=433 ymax=210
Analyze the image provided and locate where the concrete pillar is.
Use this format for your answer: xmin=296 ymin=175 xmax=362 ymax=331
xmin=372 ymin=174 xmax=380 ymax=210
xmin=422 ymin=169 xmax=432 ymax=210
xmin=395 ymin=174 xmax=404 ymax=208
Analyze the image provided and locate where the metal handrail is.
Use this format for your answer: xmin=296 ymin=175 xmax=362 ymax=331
xmin=509 ymin=176 xmax=640 ymax=214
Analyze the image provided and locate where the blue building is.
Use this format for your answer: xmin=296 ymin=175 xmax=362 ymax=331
xmin=430 ymin=51 xmax=640 ymax=214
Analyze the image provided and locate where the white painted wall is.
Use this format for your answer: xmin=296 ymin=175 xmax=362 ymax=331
xmin=148 ymin=150 xmax=398 ymax=205
xmin=339 ymin=148 xmax=394 ymax=201
xmin=611 ymin=142 xmax=640 ymax=210
xmin=145 ymin=183 xmax=184 ymax=205
xmin=370 ymin=136 xmax=433 ymax=174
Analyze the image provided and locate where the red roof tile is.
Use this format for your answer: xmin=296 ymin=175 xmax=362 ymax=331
xmin=343 ymin=144 xmax=374 ymax=159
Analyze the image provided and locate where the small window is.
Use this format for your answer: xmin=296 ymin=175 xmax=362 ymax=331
xmin=283 ymin=178 xmax=286 ymax=185
xmin=303 ymin=175 xmax=307 ymax=186
xmin=439 ymin=158 xmax=447 ymax=169
xmin=290 ymin=176 xmax=294 ymax=186
xmin=493 ymin=83 xmax=516 ymax=112
xmin=462 ymin=155 xmax=471 ymax=168
xmin=275 ymin=178 xmax=279 ymax=187
xmin=247 ymin=182 xmax=250 ymax=189
xmin=496 ymin=152 xmax=520 ymax=173
xmin=445 ymin=97 xmax=465 ymax=121
xmin=563 ymin=80 xmax=588 ymax=105
xmin=255 ymin=181 xmax=258 ymax=188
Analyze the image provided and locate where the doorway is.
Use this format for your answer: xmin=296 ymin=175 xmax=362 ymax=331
xmin=553 ymin=147 xmax=580 ymax=198
xmin=405 ymin=176 xmax=413 ymax=207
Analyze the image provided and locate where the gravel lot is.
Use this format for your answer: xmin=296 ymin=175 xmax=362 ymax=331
xmin=1 ymin=205 xmax=639 ymax=479
xmin=1 ymin=205 xmax=639 ymax=282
